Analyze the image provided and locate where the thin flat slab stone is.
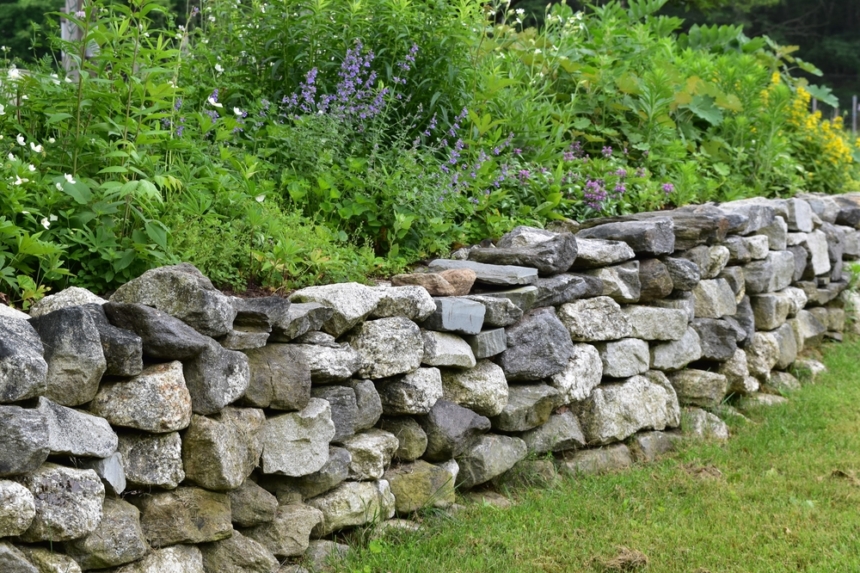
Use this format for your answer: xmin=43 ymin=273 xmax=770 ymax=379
xmin=427 ymin=259 xmax=538 ymax=286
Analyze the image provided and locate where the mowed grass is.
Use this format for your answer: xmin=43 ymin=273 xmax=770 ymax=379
xmin=338 ymin=338 xmax=860 ymax=573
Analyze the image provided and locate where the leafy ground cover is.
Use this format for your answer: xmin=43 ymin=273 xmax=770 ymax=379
xmin=338 ymin=337 xmax=860 ymax=573
xmin=2 ymin=0 xmax=859 ymax=306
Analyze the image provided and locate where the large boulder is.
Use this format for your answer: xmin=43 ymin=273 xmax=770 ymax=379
xmin=497 ymin=308 xmax=575 ymax=381
xmin=558 ymin=296 xmax=632 ymax=342
xmin=183 ymin=338 xmax=250 ymax=415
xmin=549 ymin=343 xmax=603 ymax=403
xmin=259 ymin=399 xmax=336 ymax=477
xmin=376 ymin=367 xmax=443 ymax=416
xmin=110 ymin=263 xmax=236 ymax=337
xmin=182 ymin=408 xmax=265 ymax=491
xmin=37 ymin=397 xmax=117 ymax=458
xmin=90 ymin=361 xmax=192 ymax=433
xmin=418 ymin=400 xmax=492 ymax=462
xmin=242 ymin=344 xmax=311 ymax=411
xmin=29 ymin=307 xmax=106 ymax=406
xmin=0 ymin=319 xmax=47 ymax=403
xmin=63 ymin=497 xmax=149 ymax=570
xmin=133 ymin=487 xmax=232 ymax=547
xmin=455 ymin=435 xmax=528 ymax=489
xmin=118 ymin=432 xmax=185 ymax=489
xmin=103 ymin=302 xmax=210 ymax=360
xmin=345 ymin=317 xmax=424 ymax=379
xmin=0 ymin=405 xmax=49 ymax=477
xmin=15 ymin=464 xmax=104 ymax=542
xmin=441 ymin=360 xmax=509 ymax=417
xmin=307 ymin=481 xmax=396 ymax=536
xmin=288 ymin=283 xmax=382 ymax=337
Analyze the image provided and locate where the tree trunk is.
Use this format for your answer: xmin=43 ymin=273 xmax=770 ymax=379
xmin=61 ymin=0 xmax=84 ymax=74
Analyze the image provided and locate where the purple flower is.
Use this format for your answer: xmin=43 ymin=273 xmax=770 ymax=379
xmin=190 ymin=6 xmax=199 ymax=17
xmin=564 ymin=151 xmax=576 ymax=162
xmin=614 ymin=168 xmax=627 ymax=178
xmin=584 ymin=179 xmax=607 ymax=210
xmin=613 ymin=183 xmax=626 ymax=195
xmin=513 ymin=148 xmax=522 ymax=156
xmin=662 ymin=183 xmax=675 ymax=195
xmin=601 ymin=146 xmax=612 ymax=158
xmin=635 ymin=168 xmax=646 ymax=178
xmin=517 ymin=169 xmax=531 ymax=182
xmin=174 ymin=98 xmax=183 ymax=111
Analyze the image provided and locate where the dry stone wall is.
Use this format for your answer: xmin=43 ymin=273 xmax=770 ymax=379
xmin=2 ymin=192 xmax=860 ymax=572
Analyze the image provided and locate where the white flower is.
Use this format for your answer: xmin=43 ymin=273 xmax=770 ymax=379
xmin=48 ymin=137 xmax=55 ymax=143
xmin=8 ymin=67 xmax=20 ymax=80
xmin=64 ymin=76 xmax=73 ymax=83
xmin=534 ymin=48 xmax=542 ymax=54
xmin=255 ymin=195 xmax=265 ymax=203
xmin=0 ymin=103 xmax=4 ymax=115
xmin=49 ymin=214 xmax=58 ymax=222
xmin=41 ymin=218 xmax=50 ymax=229
xmin=64 ymin=173 xmax=76 ymax=184
xmin=21 ymin=95 xmax=27 ymax=100
xmin=515 ymin=8 xmax=525 ymax=15
xmin=207 ymin=96 xmax=223 ymax=108
xmin=214 ymin=63 xmax=224 ymax=74
xmin=55 ymin=182 xmax=63 ymax=191
xmin=16 ymin=134 xmax=25 ymax=146
xmin=233 ymin=107 xmax=244 ymax=116
xmin=7 ymin=153 xmax=15 ymax=161
xmin=30 ymin=142 xmax=43 ymax=153
xmin=21 ymin=210 xmax=29 ymax=214
xmin=50 ymin=73 xmax=60 ymax=85
xmin=27 ymin=164 xmax=35 ymax=172
xmin=209 ymin=15 xmax=216 ymax=22
xmin=13 ymin=176 xmax=23 ymax=185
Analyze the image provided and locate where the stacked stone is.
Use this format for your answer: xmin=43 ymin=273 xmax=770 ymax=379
xmin=1 ymin=191 xmax=860 ymax=571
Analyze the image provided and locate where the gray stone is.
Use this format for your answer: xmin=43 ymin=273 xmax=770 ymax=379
xmin=733 ymin=296 xmax=756 ymax=345
xmin=468 ymin=226 xmax=578 ymax=274
xmin=739 ymin=392 xmax=790 ymax=408
xmin=559 ymin=444 xmax=633 ymax=475
xmin=118 ymin=431 xmax=185 ymax=489
xmin=0 ymin=319 xmax=47 ymax=403
xmin=463 ymin=329 xmax=507 ymax=360
xmin=682 ymin=408 xmax=728 ymax=441
xmin=376 ymin=367 xmax=443 ymax=415
xmin=766 ymin=371 xmax=801 ymax=393
xmin=533 ymin=273 xmax=603 ymax=307
xmin=63 ymin=497 xmax=148 ymax=570
xmin=788 ymin=245 xmax=809 ymax=282
xmin=110 ymin=264 xmax=237 ymax=337
xmin=490 ymin=384 xmax=559 ymax=432
xmin=744 ymin=235 xmax=770 ymax=259
xmin=519 ymin=411 xmax=586 ymax=454
xmin=29 ymin=307 xmax=106 ymax=406
xmin=0 ymin=406 xmax=49 ymax=477
xmin=80 ymin=303 xmax=144 ymax=376
xmin=595 ymin=338 xmax=650 ymax=378
xmin=182 ymin=408 xmax=264 ymax=491
xmin=258 ymin=446 xmax=352 ymax=502
xmin=703 ymin=246 xmax=731 ymax=278
xmin=37 ymin=397 xmax=117 ymax=458
xmin=418 ymin=400 xmax=491 ymax=462
xmin=103 ymin=302 xmax=210 ymax=360
xmin=650 ymin=327 xmax=702 ymax=371
xmin=421 ymin=331 xmax=476 ymax=368
xmin=558 ymin=296 xmax=632 ymax=342
xmin=0 ymin=542 xmax=38 ymax=573
xmin=719 ymin=200 xmax=776 ymax=234
xmin=796 ymin=230 xmax=831 ymax=277
xmin=746 ymin=331 xmax=780 ymax=379
xmin=17 ymin=545 xmax=82 ymax=573
xmin=717 ymin=349 xmax=754 ymax=395
xmin=692 ymin=279 xmax=737 ymax=318
xmin=690 ymin=319 xmax=737 ymax=362
xmin=662 ymin=257 xmax=701 ymax=291
xmin=772 ymin=322 xmax=798 ymax=370
xmin=750 ymin=292 xmax=791 ymax=330
xmin=650 ymin=292 xmax=696 ymax=322
xmin=311 ymin=386 xmax=357 ymax=442
xmin=786 ymin=197 xmax=814 ymax=232
xmin=668 ymin=370 xmax=729 ymax=408
xmin=341 ymin=430 xmax=399 ymax=480
xmin=421 ymin=297 xmax=486 ymax=335
xmin=842 ymin=227 xmax=860 ymax=258
xmin=384 ymin=460 xmax=456 ymax=513
xmin=718 ymin=266 xmax=745 ymax=303
xmin=0 ymin=480 xmax=35 ymax=537
xmin=346 ymin=317 xmax=424 ymax=379
xmin=583 ymin=261 xmax=641 ymax=303
xmin=111 ymin=545 xmax=204 ymax=573
xmin=302 ymin=540 xmax=349 ymax=572
xmin=371 ymin=286 xmax=436 ymax=321
xmin=269 ymin=303 xmax=333 ymax=342
xmin=243 ymin=504 xmax=323 ymax=558
xmin=497 ymin=307 xmax=574 ymax=381
xmin=461 ymin=295 xmax=522 ymax=327
xmin=260 ymin=399 xmax=336 ymax=477
xmin=744 ymin=250 xmax=796 ymax=294
xmin=441 ymin=360 xmax=508 ymax=417
xmin=549 ymin=343 xmax=603 ymax=403
xmin=229 ymin=480 xmax=278 ymax=528
xmin=637 ymin=258 xmax=674 ymax=302
xmin=219 ymin=329 xmax=269 ymax=351
xmin=575 ymin=375 xmax=677 ymax=445
xmin=469 ymin=286 xmax=539 ymax=313
xmin=80 ymin=452 xmax=126 ymax=496
xmin=183 ymin=338 xmax=250 ymax=415
xmin=288 ymin=283 xmax=382 ymax=337
xmin=428 ymin=259 xmax=538 ymax=286
xmin=378 ymin=417 xmax=428 ymax=461
xmin=15 ymin=464 xmax=104 ymax=542
xmin=576 ymin=218 xmax=675 ymax=255
xmin=200 ymin=529 xmax=279 ymax=573
xmin=133 ymin=487 xmax=231 ymax=547
xmin=793 ymin=358 xmax=827 ymax=383
xmin=242 ymin=344 xmax=311 ymax=411
xmin=308 ymin=480 xmax=395 ymax=536
xmin=29 ymin=286 xmax=105 ymax=317
xmin=755 ymin=215 xmax=788 ymax=251
xmin=290 ymin=337 xmax=361 ymax=384
xmin=723 ymin=236 xmax=752 ymax=264
xmin=629 ymin=431 xmax=678 ymax=463
xmin=621 ymin=306 xmax=688 ymax=341
xmin=456 ymin=434 xmax=528 ymax=489
xmin=642 ymin=370 xmax=683 ymax=428
xmin=570 ymin=238 xmax=635 ymax=269
xmin=347 ymin=380 xmax=383 ymax=431
xmin=231 ymin=296 xmax=290 ymax=330
xmin=90 ymin=361 xmax=192 ymax=433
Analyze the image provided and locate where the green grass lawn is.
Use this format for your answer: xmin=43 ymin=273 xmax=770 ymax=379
xmin=337 ymin=338 xmax=860 ymax=573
